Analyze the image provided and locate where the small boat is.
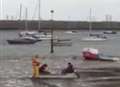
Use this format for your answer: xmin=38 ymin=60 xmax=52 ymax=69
xmin=19 ymin=31 xmax=39 ymax=37
xmin=53 ymin=41 xmax=72 ymax=46
xmin=64 ymin=31 xmax=76 ymax=34
xmin=81 ymin=36 xmax=107 ymax=41
xmin=55 ymin=38 xmax=72 ymax=42
xmin=82 ymin=48 xmax=99 ymax=60
xmin=21 ymin=73 xmax=77 ymax=80
xmin=81 ymin=33 xmax=107 ymax=41
xmin=98 ymin=54 xmax=119 ymax=61
xmin=103 ymin=31 xmax=117 ymax=34
xmin=7 ymin=39 xmax=37 ymax=44
xmin=21 ymin=36 xmax=39 ymax=41
xmin=24 ymin=32 xmax=52 ymax=40
xmin=19 ymin=32 xmax=52 ymax=41
xmin=34 ymin=73 xmax=77 ymax=79
xmin=89 ymin=33 xmax=101 ymax=36
xmin=82 ymin=48 xmax=119 ymax=61
xmin=33 ymin=33 xmax=51 ymax=38
xmin=33 ymin=35 xmax=51 ymax=40
xmin=89 ymin=33 xmax=107 ymax=38
xmin=19 ymin=31 xmax=51 ymax=40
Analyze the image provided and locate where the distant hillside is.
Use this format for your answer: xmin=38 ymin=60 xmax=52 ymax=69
xmin=0 ymin=20 xmax=120 ymax=30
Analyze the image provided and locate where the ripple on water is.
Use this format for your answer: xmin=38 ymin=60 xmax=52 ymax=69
xmin=3 ymin=79 xmax=33 ymax=87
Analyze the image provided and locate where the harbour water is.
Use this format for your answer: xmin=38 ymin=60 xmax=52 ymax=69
xmin=1 ymin=30 xmax=120 ymax=58
xmin=0 ymin=30 xmax=120 ymax=87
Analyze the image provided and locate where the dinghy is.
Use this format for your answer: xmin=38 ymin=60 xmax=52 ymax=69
xmin=98 ymin=54 xmax=119 ymax=61
xmin=103 ymin=31 xmax=117 ymax=34
xmin=82 ymin=48 xmax=99 ymax=60
xmin=33 ymin=73 xmax=78 ymax=79
xmin=53 ymin=41 xmax=72 ymax=46
xmin=65 ymin=31 xmax=76 ymax=34
xmin=18 ymin=73 xmax=78 ymax=80
xmin=82 ymin=48 xmax=119 ymax=61
xmin=81 ymin=36 xmax=107 ymax=41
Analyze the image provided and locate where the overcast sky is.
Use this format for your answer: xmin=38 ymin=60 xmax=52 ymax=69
xmin=1 ymin=0 xmax=120 ymax=21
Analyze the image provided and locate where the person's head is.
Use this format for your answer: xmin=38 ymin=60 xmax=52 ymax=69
xmin=68 ymin=62 xmax=72 ymax=66
xmin=34 ymin=54 xmax=39 ymax=58
xmin=43 ymin=64 xmax=48 ymax=67
xmin=32 ymin=55 xmax=39 ymax=61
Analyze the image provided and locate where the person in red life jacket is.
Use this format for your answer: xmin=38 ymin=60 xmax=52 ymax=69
xmin=32 ymin=55 xmax=40 ymax=78
xmin=62 ymin=62 xmax=75 ymax=74
xmin=39 ymin=64 xmax=51 ymax=74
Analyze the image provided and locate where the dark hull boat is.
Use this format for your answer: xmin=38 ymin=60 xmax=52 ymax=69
xmin=103 ymin=31 xmax=117 ymax=34
xmin=53 ymin=41 xmax=72 ymax=46
xmin=7 ymin=39 xmax=37 ymax=44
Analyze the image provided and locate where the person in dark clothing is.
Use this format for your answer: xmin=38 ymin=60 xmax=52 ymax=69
xmin=39 ymin=64 xmax=50 ymax=74
xmin=62 ymin=62 xmax=75 ymax=74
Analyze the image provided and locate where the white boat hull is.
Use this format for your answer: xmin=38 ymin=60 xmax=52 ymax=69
xmin=81 ymin=37 xmax=107 ymax=41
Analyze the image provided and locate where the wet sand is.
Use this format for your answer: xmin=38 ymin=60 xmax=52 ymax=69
xmin=0 ymin=55 xmax=120 ymax=87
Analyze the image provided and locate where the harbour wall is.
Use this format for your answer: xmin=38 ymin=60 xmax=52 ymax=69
xmin=0 ymin=20 xmax=120 ymax=31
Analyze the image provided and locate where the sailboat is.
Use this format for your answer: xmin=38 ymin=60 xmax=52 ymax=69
xmin=7 ymin=8 xmax=38 ymax=44
xmin=81 ymin=9 xmax=107 ymax=41
xmin=19 ymin=1 xmax=51 ymax=40
xmin=19 ymin=8 xmax=38 ymax=40
xmin=18 ymin=4 xmax=39 ymax=37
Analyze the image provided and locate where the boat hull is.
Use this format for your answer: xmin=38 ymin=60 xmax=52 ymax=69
xmin=53 ymin=42 xmax=72 ymax=46
xmin=7 ymin=39 xmax=37 ymax=44
xmin=81 ymin=37 xmax=107 ymax=41
xmin=24 ymin=73 xmax=78 ymax=79
xmin=103 ymin=31 xmax=117 ymax=34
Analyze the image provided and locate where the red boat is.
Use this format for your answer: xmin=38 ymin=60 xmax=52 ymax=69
xmin=82 ymin=48 xmax=99 ymax=60
xmin=82 ymin=48 xmax=119 ymax=61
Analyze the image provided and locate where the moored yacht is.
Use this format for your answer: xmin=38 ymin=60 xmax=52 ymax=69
xmin=81 ymin=36 xmax=107 ymax=41
xmin=19 ymin=31 xmax=39 ymax=37
xmin=7 ymin=38 xmax=38 ymax=44
xmin=103 ymin=30 xmax=117 ymax=34
xmin=81 ymin=8 xmax=107 ymax=41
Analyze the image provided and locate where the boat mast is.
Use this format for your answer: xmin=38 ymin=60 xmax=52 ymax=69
xmin=38 ymin=0 xmax=41 ymax=31
xmin=0 ymin=0 xmax=3 ymax=20
xmin=25 ymin=8 xmax=28 ymax=31
xmin=89 ymin=8 xmax=92 ymax=36
xmin=19 ymin=4 xmax=22 ymax=20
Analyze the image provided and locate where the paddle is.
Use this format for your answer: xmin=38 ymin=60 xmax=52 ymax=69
xmin=74 ymin=71 xmax=80 ymax=78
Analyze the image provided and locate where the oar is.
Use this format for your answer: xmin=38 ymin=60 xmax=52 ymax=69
xmin=74 ymin=71 xmax=80 ymax=78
